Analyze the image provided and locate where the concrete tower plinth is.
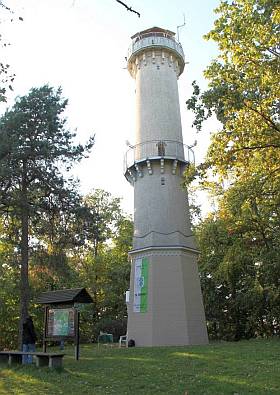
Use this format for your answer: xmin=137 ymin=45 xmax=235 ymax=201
xmin=124 ymin=27 xmax=208 ymax=346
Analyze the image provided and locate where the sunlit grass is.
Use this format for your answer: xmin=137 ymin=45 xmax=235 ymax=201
xmin=0 ymin=339 xmax=279 ymax=394
xmin=172 ymin=351 xmax=210 ymax=359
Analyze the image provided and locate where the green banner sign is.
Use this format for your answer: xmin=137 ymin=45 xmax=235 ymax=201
xmin=133 ymin=257 xmax=149 ymax=313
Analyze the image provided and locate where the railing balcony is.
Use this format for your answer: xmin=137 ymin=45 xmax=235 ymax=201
xmin=128 ymin=35 xmax=185 ymax=63
xmin=124 ymin=140 xmax=194 ymax=174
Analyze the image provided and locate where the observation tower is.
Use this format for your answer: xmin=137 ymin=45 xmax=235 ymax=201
xmin=124 ymin=27 xmax=208 ymax=346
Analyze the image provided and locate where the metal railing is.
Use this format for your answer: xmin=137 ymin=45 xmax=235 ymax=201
xmin=124 ymin=140 xmax=195 ymax=173
xmin=128 ymin=35 xmax=184 ymax=63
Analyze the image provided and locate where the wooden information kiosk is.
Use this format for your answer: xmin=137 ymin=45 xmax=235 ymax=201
xmin=37 ymin=288 xmax=93 ymax=360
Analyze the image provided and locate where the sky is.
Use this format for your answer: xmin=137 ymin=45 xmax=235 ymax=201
xmin=1 ymin=0 xmax=221 ymax=216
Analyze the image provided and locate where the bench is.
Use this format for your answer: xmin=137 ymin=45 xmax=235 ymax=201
xmin=0 ymin=351 xmax=65 ymax=368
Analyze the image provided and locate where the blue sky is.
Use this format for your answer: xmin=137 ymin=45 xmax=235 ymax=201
xmin=1 ymin=0 xmax=221 ymax=215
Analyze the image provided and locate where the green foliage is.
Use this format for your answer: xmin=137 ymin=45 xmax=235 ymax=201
xmin=186 ymin=0 xmax=279 ymax=179
xmin=72 ymin=190 xmax=133 ymax=342
xmin=186 ymin=0 xmax=280 ymax=340
xmin=187 ymin=0 xmax=279 ymax=137
xmin=0 ymin=220 xmax=20 ymax=349
xmin=0 ymin=85 xmax=94 ymax=344
xmin=0 ymin=188 xmax=132 ymax=348
xmin=195 ymin=176 xmax=280 ymax=339
xmin=76 ymin=189 xmax=124 ymax=257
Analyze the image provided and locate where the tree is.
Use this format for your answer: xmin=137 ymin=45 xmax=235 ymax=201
xmin=0 ymin=218 xmax=21 ymax=349
xmin=71 ymin=190 xmax=133 ymax=341
xmin=0 ymin=85 xmax=94 ymax=345
xmin=186 ymin=0 xmax=279 ymax=177
xmin=97 ymin=216 xmax=133 ymax=338
xmin=76 ymin=189 xmax=124 ymax=258
xmin=195 ymin=208 xmax=279 ymax=340
xmin=185 ymin=0 xmax=280 ymax=339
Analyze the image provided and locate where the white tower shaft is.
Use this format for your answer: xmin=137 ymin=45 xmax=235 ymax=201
xmin=135 ymin=52 xmax=183 ymax=144
xmin=125 ymin=27 xmax=208 ymax=346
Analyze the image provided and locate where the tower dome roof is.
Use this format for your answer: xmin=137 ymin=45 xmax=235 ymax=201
xmin=131 ymin=27 xmax=176 ymax=40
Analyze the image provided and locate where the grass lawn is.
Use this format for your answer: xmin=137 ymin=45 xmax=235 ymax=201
xmin=0 ymin=338 xmax=279 ymax=395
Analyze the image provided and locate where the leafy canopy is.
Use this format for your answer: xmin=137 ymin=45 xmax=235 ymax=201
xmin=0 ymin=85 xmax=94 ymax=341
xmin=0 ymin=85 xmax=94 ymax=216
xmin=185 ymin=0 xmax=280 ymax=340
xmin=187 ymin=0 xmax=279 ymax=180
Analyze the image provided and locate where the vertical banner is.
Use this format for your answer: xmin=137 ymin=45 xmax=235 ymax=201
xmin=133 ymin=257 xmax=149 ymax=313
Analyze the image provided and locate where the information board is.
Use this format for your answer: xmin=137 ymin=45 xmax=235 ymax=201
xmin=47 ymin=308 xmax=75 ymax=337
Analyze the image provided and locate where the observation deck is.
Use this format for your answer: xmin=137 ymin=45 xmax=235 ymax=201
xmin=124 ymin=139 xmax=195 ymax=184
xmin=127 ymin=27 xmax=185 ymax=77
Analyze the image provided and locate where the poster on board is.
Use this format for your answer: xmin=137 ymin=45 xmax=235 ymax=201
xmin=133 ymin=257 xmax=149 ymax=313
xmin=47 ymin=308 xmax=75 ymax=337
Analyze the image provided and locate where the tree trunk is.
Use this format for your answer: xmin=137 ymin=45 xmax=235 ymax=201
xmin=18 ymin=160 xmax=30 ymax=349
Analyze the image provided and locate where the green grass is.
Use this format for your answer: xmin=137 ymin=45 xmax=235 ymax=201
xmin=0 ymin=339 xmax=279 ymax=394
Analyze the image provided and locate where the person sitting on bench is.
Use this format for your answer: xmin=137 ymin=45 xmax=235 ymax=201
xmin=22 ymin=316 xmax=37 ymax=364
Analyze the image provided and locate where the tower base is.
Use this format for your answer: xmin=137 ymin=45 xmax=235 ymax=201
xmin=127 ymin=247 xmax=208 ymax=346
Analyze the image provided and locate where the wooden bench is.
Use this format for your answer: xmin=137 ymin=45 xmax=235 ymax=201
xmin=0 ymin=351 xmax=65 ymax=368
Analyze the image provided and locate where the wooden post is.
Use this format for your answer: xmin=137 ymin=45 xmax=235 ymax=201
xmin=43 ymin=306 xmax=48 ymax=352
xmin=74 ymin=309 xmax=80 ymax=361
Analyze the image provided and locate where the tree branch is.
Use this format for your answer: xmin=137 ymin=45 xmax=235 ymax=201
xmin=115 ymin=0 xmax=140 ymax=17
xmin=266 ymin=48 xmax=280 ymax=58
xmin=244 ymin=103 xmax=280 ymax=133
xmin=0 ymin=1 xmax=11 ymax=11
xmin=231 ymin=144 xmax=280 ymax=153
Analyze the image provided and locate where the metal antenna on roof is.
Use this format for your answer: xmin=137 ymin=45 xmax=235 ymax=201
xmin=176 ymin=14 xmax=186 ymax=43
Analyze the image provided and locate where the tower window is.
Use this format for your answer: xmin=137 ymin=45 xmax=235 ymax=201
xmin=161 ymin=177 xmax=165 ymax=186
